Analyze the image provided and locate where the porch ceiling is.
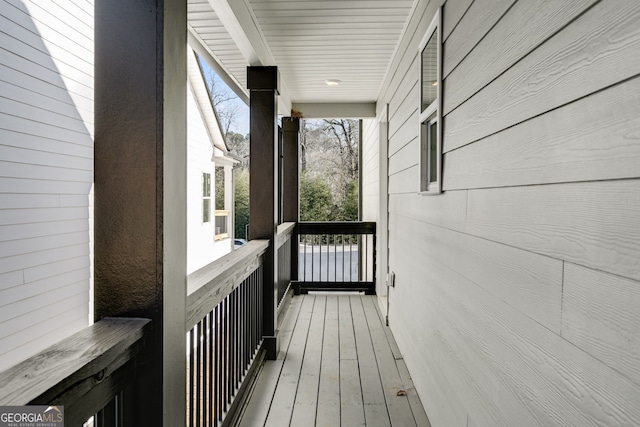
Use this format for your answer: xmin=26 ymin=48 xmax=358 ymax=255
xmin=187 ymin=0 xmax=416 ymax=115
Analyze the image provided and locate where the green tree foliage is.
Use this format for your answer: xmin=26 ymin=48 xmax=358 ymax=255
xmin=234 ymin=168 xmax=250 ymax=240
xmin=340 ymin=180 xmax=359 ymax=221
xmin=300 ymin=173 xmax=334 ymax=222
xmin=299 ymin=119 xmax=360 ymax=222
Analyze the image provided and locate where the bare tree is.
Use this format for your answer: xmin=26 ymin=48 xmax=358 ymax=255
xmin=299 ymin=118 xmax=359 ymax=209
xmin=202 ymin=66 xmax=241 ymax=140
xmin=218 ymin=103 xmax=240 ymax=137
xmin=203 ymin=67 xmax=235 ymax=107
xmin=321 ymin=119 xmax=358 ymax=181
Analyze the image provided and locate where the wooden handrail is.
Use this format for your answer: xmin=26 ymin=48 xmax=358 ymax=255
xmin=0 ymin=318 xmax=150 ymax=408
xmin=297 ymin=221 xmax=376 ymax=234
xmin=186 ymin=239 xmax=269 ymax=330
xmin=276 ymin=221 xmax=296 ymax=249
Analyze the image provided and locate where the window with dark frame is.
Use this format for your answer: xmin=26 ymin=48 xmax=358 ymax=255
xmin=419 ymin=8 xmax=442 ymax=194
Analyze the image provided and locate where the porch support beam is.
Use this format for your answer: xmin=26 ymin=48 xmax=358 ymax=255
xmin=282 ymin=117 xmax=300 ymax=284
xmin=281 ymin=117 xmax=300 ymax=223
xmin=248 ymin=66 xmax=280 ymax=359
xmin=94 ymin=1 xmax=187 ymax=425
xmin=292 ymin=102 xmax=377 ymax=119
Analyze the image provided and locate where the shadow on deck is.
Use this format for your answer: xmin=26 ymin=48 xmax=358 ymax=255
xmin=237 ymin=294 xmax=431 ymax=427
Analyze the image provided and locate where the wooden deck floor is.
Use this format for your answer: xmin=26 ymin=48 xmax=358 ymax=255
xmin=237 ymin=294 xmax=431 ymax=427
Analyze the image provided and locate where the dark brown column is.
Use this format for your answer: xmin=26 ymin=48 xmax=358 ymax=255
xmin=282 ymin=117 xmax=300 ymax=284
xmin=94 ymin=1 xmax=187 ymax=425
xmin=281 ymin=117 xmax=300 ymax=223
xmin=248 ymin=66 xmax=280 ymax=359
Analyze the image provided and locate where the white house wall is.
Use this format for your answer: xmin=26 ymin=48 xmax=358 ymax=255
xmin=373 ymin=0 xmax=640 ymax=425
xmin=186 ymin=84 xmax=231 ymax=274
xmin=362 ymin=118 xmax=385 ymax=300
xmin=0 ymin=0 xmax=93 ymax=369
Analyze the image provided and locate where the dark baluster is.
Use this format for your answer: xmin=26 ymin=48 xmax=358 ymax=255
xmin=236 ymin=287 xmax=241 ymax=392
xmin=254 ymin=269 xmax=258 ymax=354
xmin=245 ymin=275 xmax=250 ymax=369
xmin=332 ymin=234 xmax=338 ymax=282
xmin=216 ymin=304 xmax=222 ymax=423
xmin=188 ymin=327 xmax=195 ymax=427
xmin=202 ymin=315 xmax=209 ymax=427
xmin=227 ymin=292 xmax=233 ymax=403
xmin=197 ymin=320 xmax=203 ymax=427
xmin=208 ymin=311 xmax=215 ymax=427
xmin=222 ymin=297 xmax=228 ymax=411
xmin=230 ymin=288 xmax=236 ymax=398
xmin=257 ymin=267 xmax=261 ymax=345
xmin=365 ymin=234 xmax=369 ymax=282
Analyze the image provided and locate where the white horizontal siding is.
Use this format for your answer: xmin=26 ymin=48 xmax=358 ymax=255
xmin=444 ymin=0 xmax=640 ymax=151
xmin=0 ymin=0 xmax=92 ymax=370
xmin=465 ymin=180 xmax=640 ymax=282
xmin=0 ymin=292 xmax=88 ymax=370
xmin=361 ymin=119 xmax=379 ymax=223
xmin=186 ymin=82 xmax=216 ymax=275
xmin=375 ymin=0 xmax=640 ymax=425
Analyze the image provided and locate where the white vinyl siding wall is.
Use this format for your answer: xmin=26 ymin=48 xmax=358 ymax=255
xmin=362 ymin=118 xmax=383 ymax=296
xmin=186 ymin=85 xmax=216 ymax=275
xmin=0 ymin=0 xmax=93 ymax=369
xmin=373 ymin=0 xmax=640 ymax=425
xmin=361 ymin=120 xmax=379 ymax=226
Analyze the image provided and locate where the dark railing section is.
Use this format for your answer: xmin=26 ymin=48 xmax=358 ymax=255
xmin=186 ymin=240 xmax=269 ymax=427
xmin=276 ymin=222 xmax=295 ymax=307
xmin=0 ymin=318 xmax=151 ymax=426
xmin=294 ymin=221 xmax=376 ymax=294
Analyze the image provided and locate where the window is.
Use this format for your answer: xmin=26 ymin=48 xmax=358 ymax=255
xmin=419 ymin=8 xmax=442 ymax=194
xmin=215 ymin=167 xmax=225 ymax=210
xmin=214 ymin=167 xmax=229 ymax=240
xmin=202 ymin=172 xmax=211 ymax=223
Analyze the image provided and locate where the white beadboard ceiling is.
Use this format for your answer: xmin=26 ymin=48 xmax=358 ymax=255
xmin=188 ymin=0 xmax=416 ymax=114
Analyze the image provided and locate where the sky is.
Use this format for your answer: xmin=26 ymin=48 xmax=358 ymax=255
xmin=199 ymin=58 xmax=250 ymax=136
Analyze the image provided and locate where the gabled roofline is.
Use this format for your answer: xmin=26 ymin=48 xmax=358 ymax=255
xmin=205 ymin=0 xmax=292 ymax=115
xmin=187 ymin=48 xmax=228 ymax=153
xmin=188 ymin=29 xmax=249 ymax=105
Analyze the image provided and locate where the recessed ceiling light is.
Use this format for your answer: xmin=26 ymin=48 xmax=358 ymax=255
xmin=431 ymin=81 xmax=438 ymax=86
xmin=325 ymin=79 xmax=341 ymax=86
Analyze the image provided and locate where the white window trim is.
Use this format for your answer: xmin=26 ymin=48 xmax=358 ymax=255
xmin=418 ymin=8 xmax=442 ymax=195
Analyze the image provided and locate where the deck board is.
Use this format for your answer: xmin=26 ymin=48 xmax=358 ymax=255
xmin=363 ymin=296 xmax=428 ymax=427
xmin=351 ymin=295 xmax=391 ymax=427
xmin=290 ymin=295 xmax=326 ymax=425
xmin=264 ymin=295 xmax=315 ymax=427
xmin=238 ymin=294 xmax=430 ymax=426
xmin=238 ymin=292 xmax=305 ymax=427
xmin=316 ymin=295 xmax=341 ymax=427
xmin=338 ymin=295 xmax=366 ymax=426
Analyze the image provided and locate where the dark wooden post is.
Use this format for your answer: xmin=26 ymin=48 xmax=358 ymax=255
xmin=94 ymin=1 xmax=187 ymax=425
xmin=282 ymin=117 xmax=300 ymax=223
xmin=248 ymin=66 xmax=279 ymax=359
xmin=282 ymin=117 xmax=300 ymax=283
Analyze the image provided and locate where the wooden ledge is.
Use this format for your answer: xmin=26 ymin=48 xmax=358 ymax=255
xmin=0 ymin=318 xmax=151 ymax=406
xmin=276 ymin=222 xmax=296 ymax=249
